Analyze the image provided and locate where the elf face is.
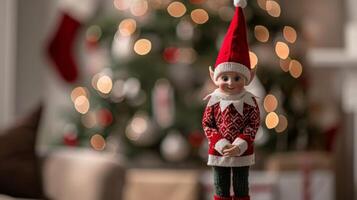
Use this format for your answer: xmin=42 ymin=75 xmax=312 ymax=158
xmin=217 ymin=72 xmax=245 ymax=95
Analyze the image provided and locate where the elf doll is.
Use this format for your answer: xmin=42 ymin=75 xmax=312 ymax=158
xmin=202 ymin=0 xmax=260 ymax=200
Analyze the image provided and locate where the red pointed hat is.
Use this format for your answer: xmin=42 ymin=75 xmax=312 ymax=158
xmin=212 ymin=3 xmax=251 ymax=85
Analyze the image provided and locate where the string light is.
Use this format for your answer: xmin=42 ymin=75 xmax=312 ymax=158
xmin=279 ymin=58 xmax=291 ymax=72
xmin=167 ymin=1 xmax=186 ymax=18
xmin=86 ymin=25 xmax=102 ymax=43
xmin=74 ymin=96 xmax=90 ymax=114
xmin=71 ymin=87 xmax=88 ymax=102
xmin=118 ymin=18 xmax=137 ymax=37
xmin=275 ymin=115 xmax=288 ymax=133
xmin=283 ymin=26 xmax=297 ymax=43
xmin=191 ymin=9 xmax=209 ymax=24
xmin=254 ymin=25 xmax=269 ymax=43
xmin=257 ymin=0 xmax=267 ymax=10
xmin=263 ymin=94 xmax=278 ymax=112
xmin=266 ymin=1 xmax=281 ymax=17
xmin=130 ymin=0 xmax=149 ymax=17
xmin=81 ymin=111 xmax=97 ymax=129
xmin=275 ymin=42 xmax=290 ymax=59
xmin=289 ymin=59 xmax=303 ymax=78
xmin=126 ymin=114 xmax=149 ymax=141
xmin=218 ymin=6 xmax=235 ymax=22
xmin=97 ymin=75 xmax=113 ymax=94
xmin=134 ymin=39 xmax=152 ymax=55
xmin=90 ymin=134 xmax=106 ymax=151
xmin=114 ymin=0 xmax=130 ymax=10
xmin=265 ymin=112 xmax=279 ymax=129
xmin=249 ymin=51 xmax=258 ymax=69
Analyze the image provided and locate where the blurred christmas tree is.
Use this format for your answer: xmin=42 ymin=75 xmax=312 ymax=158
xmin=59 ymin=0 xmax=322 ymax=166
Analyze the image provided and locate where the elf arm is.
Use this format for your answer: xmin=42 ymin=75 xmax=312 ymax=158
xmin=202 ymin=105 xmax=230 ymax=155
xmin=232 ymin=98 xmax=260 ymax=156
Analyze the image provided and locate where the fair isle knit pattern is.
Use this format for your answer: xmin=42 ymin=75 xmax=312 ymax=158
xmin=202 ymin=90 xmax=260 ymax=167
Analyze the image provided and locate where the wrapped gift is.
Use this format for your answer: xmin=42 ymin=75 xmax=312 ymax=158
xmin=124 ymin=169 xmax=200 ymax=200
xmin=265 ymin=151 xmax=333 ymax=171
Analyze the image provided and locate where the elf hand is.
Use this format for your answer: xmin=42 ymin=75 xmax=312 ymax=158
xmin=223 ymin=144 xmax=241 ymax=157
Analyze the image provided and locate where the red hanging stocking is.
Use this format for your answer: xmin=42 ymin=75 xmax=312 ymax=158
xmin=46 ymin=13 xmax=81 ymax=83
xmin=46 ymin=0 xmax=99 ymax=83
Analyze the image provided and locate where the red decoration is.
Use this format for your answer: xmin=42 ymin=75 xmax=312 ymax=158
xmin=98 ymin=108 xmax=113 ymax=127
xmin=188 ymin=131 xmax=205 ymax=148
xmin=46 ymin=13 xmax=81 ymax=83
xmin=163 ymin=47 xmax=178 ymax=64
xmin=63 ymin=132 xmax=78 ymax=146
xmin=85 ymin=36 xmax=100 ymax=50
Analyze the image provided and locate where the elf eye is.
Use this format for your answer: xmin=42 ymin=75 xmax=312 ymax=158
xmin=222 ymin=76 xmax=229 ymax=82
xmin=235 ymin=76 xmax=241 ymax=81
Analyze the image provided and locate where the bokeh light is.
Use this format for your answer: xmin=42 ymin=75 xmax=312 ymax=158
xmin=74 ymin=96 xmax=90 ymax=114
xmin=279 ymin=58 xmax=291 ymax=72
xmin=167 ymin=1 xmax=186 ymax=18
xmin=264 ymin=94 xmax=278 ymax=112
xmin=71 ymin=87 xmax=88 ymax=102
xmin=97 ymin=75 xmax=113 ymax=94
xmin=90 ymin=134 xmax=106 ymax=151
xmin=266 ymin=1 xmax=281 ymax=17
xmin=265 ymin=112 xmax=279 ymax=129
xmin=254 ymin=25 xmax=269 ymax=43
xmin=191 ymin=9 xmax=209 ymax=24
xmin=134 ymin=39 xmax=152 ymax=55
xmin=81 ymin=111 xmax=97 ymax=129
xmin=283 ymin=26 xmax=297 ymax=43
xmin=130 ymin=0 xmax=149 ymax=16
xmin=275 ymin=42 xmax=290 ymax=59
xmin=86 ymin=25 xmax=102 ymax=43
xmin=126 ymin=114 xmax=149 ymax=141
xmin=176 ymin=20 xmax=194 ymax=40
xmin=289 ymin=59 xmax=303 ymax=78
xmin=249 ymin=51 xmax=258 ymax=69
xmin=275 ymin=115 xmax=288 ymax=133
xmin=118 ymin=18 xmax=137 ymax=37
xmin=114 ymin=0 xmax=130 ymax=10
xmin=257 ymin=0 xmax=267 ymax=10
xmin=218 ymin=6 xmax=235 ymax=22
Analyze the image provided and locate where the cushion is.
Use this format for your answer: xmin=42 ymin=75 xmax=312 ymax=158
xmin=0 ymin=105 xmax=44 ymax=198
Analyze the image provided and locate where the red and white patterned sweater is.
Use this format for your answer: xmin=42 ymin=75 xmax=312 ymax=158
xmin=202 ymin=89 xmax=260 ymax=167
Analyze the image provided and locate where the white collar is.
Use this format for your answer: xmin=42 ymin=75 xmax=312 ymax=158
xmin=203 ymin=89 xmax=257 ymax=115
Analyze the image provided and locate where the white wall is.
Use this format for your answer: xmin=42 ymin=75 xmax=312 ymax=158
xmin=0 ymin=0 xmax=16 ymax=127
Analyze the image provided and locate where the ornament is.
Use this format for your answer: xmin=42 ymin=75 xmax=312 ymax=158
xmin=97 ymin=108 xmax=113 ymax=127
xmin=123 ymin=77 xmax=141 ymax=99
xmin=63 ymin=132 xmax=78 ymax=147
xmin=176 ymin=20 xmax=194 ymax=40
xmin=168 ymin=64 xmax=194 ymax=90
xmin=152 ymin=79 xmax=175 ymax=128
xmin=188 ymin=131 xmax=205 ymax=148
xmin=163 ymin=47 xmax=178 ymax=63
xmin=160 ymin=130 xmax=190 ymax=162
xmin=63 ymin=124 xmax=78 ymax=146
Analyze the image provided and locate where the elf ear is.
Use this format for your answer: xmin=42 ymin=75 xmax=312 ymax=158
xmin=247 ymin=67 xmax=257 ymax=85
xmin=209 ymin=66 xmax=215 ymax=81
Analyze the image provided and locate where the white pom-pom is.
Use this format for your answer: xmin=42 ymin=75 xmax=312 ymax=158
xmin=59 ymin=0 xmax=99 ymax=21
xmin=234 ymin=0 xmax=247 ymax=8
